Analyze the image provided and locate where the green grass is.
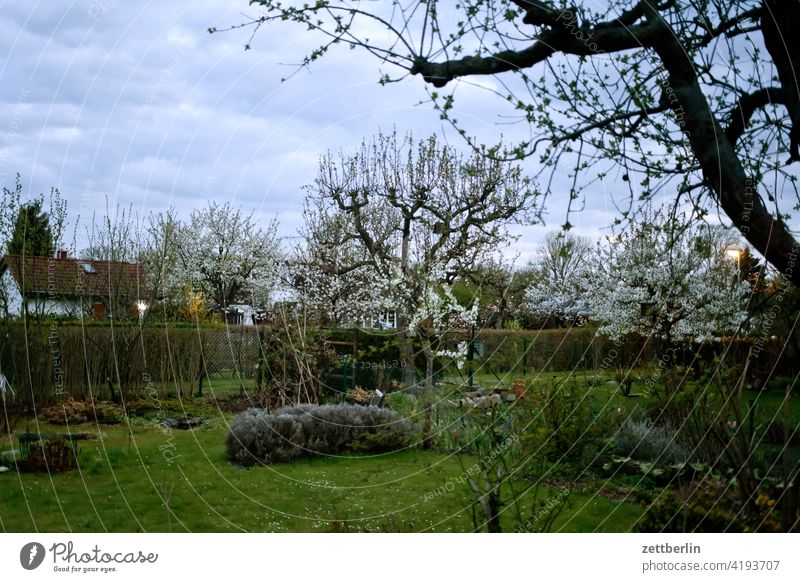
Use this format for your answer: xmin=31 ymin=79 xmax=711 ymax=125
xmin=445 ymin=367 xmax=800 ymax=423
xmin=0 ymin=419 xmax=645 ymax=533
xmin=441 ymin=366 xmax=800 ymax=473
xmin=6 ymin=365 xmax=794 ymax=533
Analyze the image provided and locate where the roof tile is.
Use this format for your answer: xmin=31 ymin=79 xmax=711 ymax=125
xmin=1 ymin=255 xmax=145 ymax=298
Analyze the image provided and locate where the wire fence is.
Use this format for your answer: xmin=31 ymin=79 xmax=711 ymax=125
xmin=323 ymin=360 xmax=411 ymax=397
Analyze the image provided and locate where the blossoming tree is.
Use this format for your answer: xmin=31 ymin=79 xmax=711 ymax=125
xmin=528 ymin=209 xmax=750 ymax=354
xmin=591 ymin=212 xmax=750 ymax=347
xmin=297 ymin=131 xmax=539 ymax=388
xmin=177 ymin=201 xmax=282 ymax=320
xmin=217 ymin=0 xmax=800 ymax=286
xmin=525 ymin=230 xmax=593 ymax=327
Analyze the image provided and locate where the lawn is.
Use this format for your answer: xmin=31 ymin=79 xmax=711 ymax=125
xmin=5 ymin=365 xmax=795 ymax=533
xmin=441 ymin=366 xmax=800 ymax=473
xmin=448 ymin=366 xmax=800 ymax=423
xmin=0 ymin=416 xmax=646 ymax=533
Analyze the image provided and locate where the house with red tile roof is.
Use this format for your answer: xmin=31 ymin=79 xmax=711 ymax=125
xmin=0 ymin=251 xmax=146 ymax=319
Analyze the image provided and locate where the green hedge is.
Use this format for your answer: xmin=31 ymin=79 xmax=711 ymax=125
xmin=322 ymin=326 xmax=653 ymax=374
xmin=442 ymin=327 xmax=654 ymax=374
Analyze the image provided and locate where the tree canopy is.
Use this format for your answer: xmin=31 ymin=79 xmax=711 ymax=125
xmin=2 ymin=174 xmax=67 ymax=259
xmin=527 ymin=210 xmax=749 ymax=344
xmin=296 ymin=131 xmax=537 ymax=385
xmin=178 ymin=201 xmax=282 ymax=313
xmin=219 ymin=0 xmax=800 ymax=283
xmin=525 ymin=230 xmax=593 ymax=327
xmin=8 ymin=201 xmax=54 ymax=258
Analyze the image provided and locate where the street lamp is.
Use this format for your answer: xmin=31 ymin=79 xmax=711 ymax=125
xmin=724 ymin=246 xmax=742 ymax=274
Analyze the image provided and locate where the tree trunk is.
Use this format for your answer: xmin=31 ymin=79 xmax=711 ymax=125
xmin=423 ymin=337 xmax=435 ymax=391
xmin=648 ymin=5 xmax=800 ymax=285
xmin=396 ymin=314 xmax=417 ymax=389
xmin=396 ymin=218 xmax=418 ymax=389
xmin=486 ymin=490 xmax=502 ymax=533
xmin=782 ymin=382 xmax=799 ymax=531
xmin=469 ymin=475 xmax=503 ymax=533
xmin=762 ymin=0 xmax=800 ymax=162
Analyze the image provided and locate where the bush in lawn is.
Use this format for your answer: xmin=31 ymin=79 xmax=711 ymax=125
xmin=40 ymin=397 xmax=123 ymax=425
xmin=518 ymin=378 xmax=623 ymax=471
xmin=385 ymin=392 xmax=417 ymax=419
xmin=636 ymin=477 xmax=784 ymax=532
xmin=225 ymin=403 xmax=419 ymax=465
xmin=613 ymin=417 xmax=689 ymax=464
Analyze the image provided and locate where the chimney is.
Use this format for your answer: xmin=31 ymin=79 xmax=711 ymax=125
xmin=57 ymin=250 xmax=68 ymax=260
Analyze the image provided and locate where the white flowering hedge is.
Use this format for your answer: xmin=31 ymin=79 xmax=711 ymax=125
xmin=225 ymin=403 xmax=419 ymax=465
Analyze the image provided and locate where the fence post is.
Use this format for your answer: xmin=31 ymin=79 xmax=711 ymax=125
xmin=353 ymin=327 xmax=360 ymax=389
xmin=467 ymin=325 xmax=475 ymax=388
xmin=523 ymin=338 xmax=528 ymax=377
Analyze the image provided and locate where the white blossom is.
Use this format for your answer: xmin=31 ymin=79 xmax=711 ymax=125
xmin=527 ymin=209 xmax=750 ymax=343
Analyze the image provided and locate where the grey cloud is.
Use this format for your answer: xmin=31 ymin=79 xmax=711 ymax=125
xmin=0 ymin=0 xmax=607 ymax=256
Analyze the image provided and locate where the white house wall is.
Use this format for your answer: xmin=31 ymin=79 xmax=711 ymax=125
xmin=228 ymin=304 xmax=256 ymax=325
xmin=1 ymin=270 xmax=22 ymax=316
xmin=0 ymin=270 xmax=83 ymax=318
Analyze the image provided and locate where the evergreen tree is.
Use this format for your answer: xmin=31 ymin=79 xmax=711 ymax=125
xmin=7 ymin=200 xmax=55 ymax=258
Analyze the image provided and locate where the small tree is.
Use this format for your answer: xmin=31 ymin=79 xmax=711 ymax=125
xmin=140 ymin=208 xmax=187 ymax=320
xmin=84 ymin=200 xmax=142 ymax=320
xmin=525 ymin=231 xmax=593 ymax=327
xmin=0 ymin=174 xmax=68 ymax=319
xmin=0 ymin=176 xmax=24 ymax=319
xmin=81 ymin=201 xmax=147 ymax=402
xmin=452 ymin=259 xmax=535 ymax=329
xmin=8 ymin=202 xmax=54 ymax=258
xmin=179 ymin=201 xmax=282 ymax=321
xmin=4 ymin=176 xmax=67 ymax=259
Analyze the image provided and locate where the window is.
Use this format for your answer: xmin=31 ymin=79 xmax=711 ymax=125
xmin=365 ymin=310 xmax=396 ymax=329
xmin=80 ymin=263 xmax=97 ymax=274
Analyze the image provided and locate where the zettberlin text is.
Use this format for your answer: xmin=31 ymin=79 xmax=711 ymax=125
xmin=642 ymin=543 xmax=700 ymax=554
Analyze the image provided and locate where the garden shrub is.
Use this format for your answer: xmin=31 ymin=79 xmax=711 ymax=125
xmin=517 ymin=379 xmax=622 ymax=470
xmin=40 ymin=397 xmax=123 ymax=425
xmin=225 ymin=403 xmax=419 ymax=465
xmin=636 ymin=479 xmax=783 ymax=532
xmin=613 ymin=418 xmax=690 ymax=464
xmin=385 ymin=392 xmax=418 ymax=419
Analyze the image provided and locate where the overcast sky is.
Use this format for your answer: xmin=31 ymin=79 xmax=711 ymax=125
xmin=0 ymin=0 xmax=674 ymax=264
